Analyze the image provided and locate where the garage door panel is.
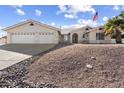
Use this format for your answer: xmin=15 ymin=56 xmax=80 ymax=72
xmin=11 ymin=35 xmax=35 ymax=44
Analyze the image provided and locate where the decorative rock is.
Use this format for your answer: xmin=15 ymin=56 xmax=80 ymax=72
xmin=86 ymin=64 xmax=93 ymax=69
xmin=91 ymin=56 xmax=96 ymax=60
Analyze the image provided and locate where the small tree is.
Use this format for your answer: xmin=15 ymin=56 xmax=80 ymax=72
xmin=104 ymin=11 xmax=124 ymax=43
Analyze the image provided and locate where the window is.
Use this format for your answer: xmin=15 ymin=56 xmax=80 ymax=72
xmin=96 ymin=33 xmax=104 ymax=40
xmin=83 ymin=34 xmax=85 ymax=38
xmin=64 ymin=35 xmax=68 ymax=41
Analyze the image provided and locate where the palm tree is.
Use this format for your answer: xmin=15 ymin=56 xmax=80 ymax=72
xmin=104 ymin=11 xmax=124 ymax=43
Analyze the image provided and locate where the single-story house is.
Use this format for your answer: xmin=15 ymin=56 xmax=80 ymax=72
xmin=61 ymin=26 xmax=111 ymax=44
xmin=3 ymin=19 xmax=61 ymax=44
xmin=3 ymin=19 xmax=112 ymax=44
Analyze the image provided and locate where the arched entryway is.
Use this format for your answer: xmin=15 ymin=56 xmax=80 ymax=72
xmin=72 ymin=33 xmax=78 ymax=43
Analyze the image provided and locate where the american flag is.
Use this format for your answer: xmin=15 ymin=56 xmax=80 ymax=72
xmin=93 ymin=12 xmax=98 ymax=21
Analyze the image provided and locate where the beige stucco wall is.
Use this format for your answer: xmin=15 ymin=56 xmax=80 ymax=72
xmin=69 ymin=28 xmax=111 ymax=44
xmin=7 ymin=33 xmax=11 ymax=44
xmin=6 ymin=22 xmax=60 ymax=44
xmin=70 ymin=29 xmax=86 ymax=43
xmin=88 ymin=30 xmax=111 ymax=43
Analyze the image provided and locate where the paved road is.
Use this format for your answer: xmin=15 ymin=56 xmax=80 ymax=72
xmin=0 ymin=44 xmax=55 ymax=70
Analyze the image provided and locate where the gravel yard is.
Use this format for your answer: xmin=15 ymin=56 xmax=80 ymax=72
xmin=0 ymin=44 xmax=59 ymax=88
xmin=1 ymin=44 xmax=124 ymax=88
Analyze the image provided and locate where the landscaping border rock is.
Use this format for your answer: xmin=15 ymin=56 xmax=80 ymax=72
xmin=0 ymin=43 xmax=71 ymax=88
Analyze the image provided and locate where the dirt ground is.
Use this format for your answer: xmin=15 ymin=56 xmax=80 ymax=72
xmin=25 ymin=44 xmax=124 ymax=88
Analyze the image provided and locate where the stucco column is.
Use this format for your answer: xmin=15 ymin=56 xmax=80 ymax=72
xmin=7 ymin=33 xmax=11 ymax=44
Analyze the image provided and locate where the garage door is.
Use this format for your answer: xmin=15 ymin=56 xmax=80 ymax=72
xmin=11 ymin=32 xmax=58 ymax=44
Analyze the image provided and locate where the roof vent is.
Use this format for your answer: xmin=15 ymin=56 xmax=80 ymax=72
xmin=99 ymin=27 xmax=103 ymax=30
xmin=85 ymin=28 xmax=89 ymax=30
xmin=30 ymin=23 xmax=34 ymax=26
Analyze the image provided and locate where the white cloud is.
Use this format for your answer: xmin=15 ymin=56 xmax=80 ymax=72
xmin=100 ymin=23 xmax=104 ymax=26
xmin=57 ymin=5 xmax=95 ymax=15
xmin=35 ymin=9 xmax=42 ymax=16
xmin=0 ymin=32 xmax=7 ymax=37
xmin=0 ymin=26 xmax=2 ymax=29
xmin=0 ymin=25 xmax=6 ymax=37
xmin=41 ymin=21 xmax=45 ymax=24
xmin=62 ymin=19 xmax=98 ymax=29
xmin=16 ymin=9 xmax=25 ymax=15
xmin=56 ymin=5 xmax=67 ymax=15
xmin=67 ymin=5 xmax=96 ymax=14
xmin=50 ymin=22 xmax=56 ymax=26
xmin=11 ymin=6 xmax=25 ymax=16
xmin=113 ymin=5 xmax=119 ymax=10
xmin=57 ymin=5 xmax=96 ymax=19
xmin=77 ymin=19 xmax=98 ymax=27
xmin=103 ymin=16 xmax=109 ymax=22
xmin=10 ymin=5 xmax=23 ymax=8
xmin=64 ymin=14 xmax=77 ymax=19
xmin=62 ymin=24 xmax=82 ymax=29
xmin=20 ymin=19 xmax=27 ymax=22
xmin=112 ymin=16 xmax=115 ymax=18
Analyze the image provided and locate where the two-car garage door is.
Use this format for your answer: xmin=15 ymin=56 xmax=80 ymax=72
xmin=11 ymin=32 xmax=58 ymax=44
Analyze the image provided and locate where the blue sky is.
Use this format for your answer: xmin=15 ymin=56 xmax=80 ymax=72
xmin=0 ymin=5 xmax=124 ymax=36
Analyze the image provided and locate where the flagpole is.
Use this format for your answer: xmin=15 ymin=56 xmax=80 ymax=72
xmin=60 ymin=26 xmax=62 ymax=43
xmin=93 ymin=12 xmax=99 ymax=43
xmin=60 ymin=26 xmax=61 ymax=32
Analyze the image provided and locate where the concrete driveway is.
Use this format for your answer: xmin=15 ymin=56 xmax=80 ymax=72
xmin=0 ymin=44 xmax=55 ymax=70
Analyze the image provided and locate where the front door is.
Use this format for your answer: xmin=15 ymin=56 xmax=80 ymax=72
xmin=72 ymin=33 xmax=78 ymax=43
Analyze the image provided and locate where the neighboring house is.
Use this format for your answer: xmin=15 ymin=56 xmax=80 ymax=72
xmin=3 ymin=20 xmax=61 ymax=44
xmin=0 ymin=36 xmax=7 ymax=44
xmin=61 ymin=26 xmax=111 ymax=44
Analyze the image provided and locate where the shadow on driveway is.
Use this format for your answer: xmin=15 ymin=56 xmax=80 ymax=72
xmin=0 ymin=44 xmax=56 ymax=56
